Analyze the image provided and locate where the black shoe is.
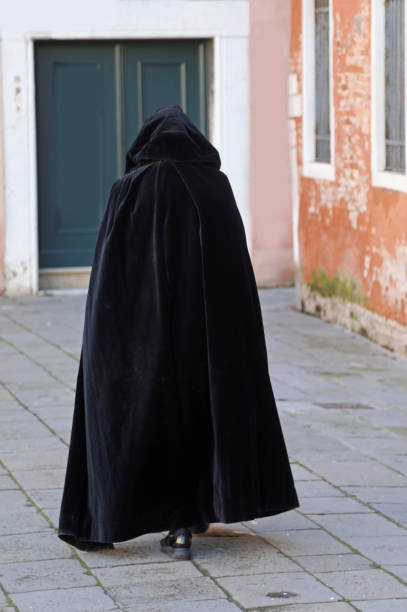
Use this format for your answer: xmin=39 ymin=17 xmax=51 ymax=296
xmin=160 ymin=527 xmax=192 ymax=560
xmin=189 ymin=522 xmax=210 ymax=534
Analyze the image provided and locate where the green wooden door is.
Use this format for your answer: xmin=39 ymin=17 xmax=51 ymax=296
xmin=35 ymin=40 xmax=209 ymax=269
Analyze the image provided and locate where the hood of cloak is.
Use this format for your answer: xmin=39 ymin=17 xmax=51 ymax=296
xmin=125 ymin=104 xmax=221 ymax=172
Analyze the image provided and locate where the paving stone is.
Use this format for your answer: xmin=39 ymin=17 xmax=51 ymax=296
xmin=10 ymin=586 xmax=117 ymax=611
xmin=5 ymin=378 xmax=67 ymax=392
xmin=298 ymin=497 xmax=372 ymax=514
xmin=283 ymin=432 xmax=350 ymax=454
xmin=45 ymin=418 xmax=73 ymax=435
xmin=12 ymin=469 xmax=66 ymax=490
xmin=21 ymin=350 xmax=73 ymax=365
xmin=244 ymin=511 xmax=318 ymax=533
xmin=247 ymin=604 xmax=356 ymax=612
xmin=125 ymin=600 xmax=241 ymax=612
xmin=278 ymin=400 xmax=324 ymax=414
xmin=0 ymin=400 xmax=21 ymax=411
xmin=295 ymin=449 xmax=367 ymax=464
xmin=290 ymin=464 xmax=321 ymax=480
xmin=216 ymin=571 xmax=341 ymax=608
xmin=0 ymin=421 xmax=51 ymax=440
xmin=346 ymin=436 xmax=407 ymax=454
xmin=0 ymin=436 xmax=66 ymax=453
xmin=308 ymin=415 xmax=386 ymax=436
xmin=79 ymin=532 xmax=169 ymax=568
xmin=190 ymin=534 xmax=300 ymax=576
xmin=295 ymin=481 xmax=345 ymax=498
xmin=373 ymin=503 xmax=407 ymax=525
xmin=2 ymin=449 xmax=68 ymax=471
xmin=361 ymin=408 xmax=407 ymax=428
xmin=27 ymin=488 xmax=63 ymax=509
xmin=0 ymin=386 xmax=14 ymax=400
xmin=375 ymin=454 xmax=407 ymax=475
xmin=295 ymin=553 xmax=373 ymax=573
xmin=44 ymin=507 xmax=59 ymax=527
xmin=107 ymin=577 xmax=225 ymax=608
xmin=94 ymin=560 xmax=201 ymax=586
xmin=303 ymin=460 xmax=406 ymax=487
xmin=7 ymin=386 xmax=74 ymax=410
xmin=343 ymin=486 xmax=407 ymax=504
xmin=308 ymin=513 xmax=406 ymax=537
xmin=0 ymin=532 xmax=72 ymax=563
xmin=48 ymin=371 xmax=77 ymax=387
xmin=0 ymin=558 xmax=96 ymax=592
xmin=343 ymin=535 xmax=407 ymax=565
xmin=58 ymin=431 xmax=71 ymax=444
xmin=0 ymin=509 xmax=52 ymax=535
xmin=0 ymin=475 xmax=18 ymax=490
xmin=299 ymin=412 xmax=371 ymax=436
xmin=351 ymin=601 xmax=407 ymax=612
xmin=3 ymin=364 xmax=63 ymax=388
xmin=0 ymin=490 xmax=34 ymax=512
xmin=0 ymin=410 xmax=38 ymax=423
xmin=315 ymin=568 xmax=407 ymax=600
xmin=271 ymin=379 xmax=311 ymax=400
xmin=382 ymin=565 xmax=407 ymax=582
xmin=32 ymin=405 xmax=73 ymax=420
xmin=0 ymin=358 xmax=56 ymax=386
xmin=264 ymin=529 xmax=349 ymax=556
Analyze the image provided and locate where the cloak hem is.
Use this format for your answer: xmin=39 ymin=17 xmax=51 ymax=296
xmin=58 ymin=499 xmax=300 ymax=546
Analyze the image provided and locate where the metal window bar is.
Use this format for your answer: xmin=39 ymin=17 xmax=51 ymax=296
xmin=315 ymin=0 xmax=331 ymax=162
xmin=385 ymin=0 xmax=405 ymax=173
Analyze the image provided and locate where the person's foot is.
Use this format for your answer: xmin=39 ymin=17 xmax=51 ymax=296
xmin=189 ymin=522 xmax=210 ymax=534
xmin=160 ymin=526 xmax=192 ymax=560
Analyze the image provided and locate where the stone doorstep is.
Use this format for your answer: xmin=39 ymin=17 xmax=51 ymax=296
xmin=39 ymin=267 xmax=91 ymax=291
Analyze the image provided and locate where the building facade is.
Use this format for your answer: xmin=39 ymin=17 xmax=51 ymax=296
xmin=250 ymin=0 xmax=294 ymax=286
xmin=291 ymin=0 xmax=407 ymax=354
xmin=0 ymin=0 xmax=294 ymax=295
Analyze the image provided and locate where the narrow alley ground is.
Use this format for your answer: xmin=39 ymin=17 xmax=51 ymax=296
xmin=0 ymin=288 xmax=406 ymax=612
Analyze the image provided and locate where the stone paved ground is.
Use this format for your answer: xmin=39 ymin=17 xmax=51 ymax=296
xmin=0 ymin=287 xmax=406 ymax=612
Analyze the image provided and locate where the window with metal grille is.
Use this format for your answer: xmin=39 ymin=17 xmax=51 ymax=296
xmin=315 ymin=0 xmax=331 ymax=162
xmin=385 ymin=0 xmax=405 ymax=173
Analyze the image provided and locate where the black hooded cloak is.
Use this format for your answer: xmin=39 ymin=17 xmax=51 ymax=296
xmin=58 ymin=104 xmax=300 ymax=546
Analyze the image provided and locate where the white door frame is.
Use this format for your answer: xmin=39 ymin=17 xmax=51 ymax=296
xmin=1 ymin=19 xmax=249 ymax=294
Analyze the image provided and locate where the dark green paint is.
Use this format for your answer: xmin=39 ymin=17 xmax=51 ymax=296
xmin=35 ymin=40 xmax=210 ymax=268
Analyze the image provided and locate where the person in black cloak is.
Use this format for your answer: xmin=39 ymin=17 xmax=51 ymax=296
xmin=58 ymin=104 xmax=300 ymax=559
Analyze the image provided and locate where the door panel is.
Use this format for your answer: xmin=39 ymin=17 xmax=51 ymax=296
xmin=35 ymin=40 xmax=209 ymax=269
xmin=122 ymin=40 xmax=208 ymax=167
xmin=36 ymin=44 xmax=117 ymax=268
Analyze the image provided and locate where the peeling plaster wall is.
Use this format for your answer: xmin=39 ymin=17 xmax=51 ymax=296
xmin=291 ymin=0 xmax=407 ymax=328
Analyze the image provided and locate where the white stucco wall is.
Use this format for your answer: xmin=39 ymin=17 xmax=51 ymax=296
xmin=0 ymin=0 xmax=249 ymax=294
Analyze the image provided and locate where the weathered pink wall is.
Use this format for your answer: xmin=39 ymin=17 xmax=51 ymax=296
xmin=250 ymin=0 xmax=294 ymax=286
xmin=291 ymin=0 xmax=407 ymax=327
